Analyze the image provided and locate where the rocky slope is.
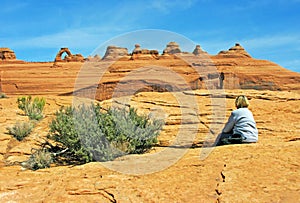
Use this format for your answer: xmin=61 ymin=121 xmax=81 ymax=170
xmin=1 ymin=43 xmax=299 ymax=101
xmin=0 ymin=89 xmax=299 ymax=202
xmin=0 ymin=44 xmax=299 ymax=202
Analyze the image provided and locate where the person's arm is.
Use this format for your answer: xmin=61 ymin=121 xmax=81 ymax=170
xmin=222 ymin=112 xmax=236 ymax=133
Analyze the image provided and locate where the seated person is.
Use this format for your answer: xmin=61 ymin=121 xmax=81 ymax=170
xmin=216 ymin=95 xmax=258 ymax=146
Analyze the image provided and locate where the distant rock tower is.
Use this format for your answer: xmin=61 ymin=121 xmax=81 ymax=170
xmin=86 ymin=54 xmax=101 ymax=62
xmin=0 ymin=48 xmax=17 ymax=61
xmin=163 ymin=42 xmax=181 ymax=54
xmin=131 ymin=44 xmax=159 ymax=60
xmin=132 ymin=44 xmax=142 ymax=54
xmin=192 ymin=45 xmax=207 ymax=55
xmin=217 ymin=43 xmax=251 ymax=58
xmin=102 ymin=46 xmax=129 ymax=60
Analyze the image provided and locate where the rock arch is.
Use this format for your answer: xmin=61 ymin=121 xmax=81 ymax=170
xmin=54 ymin=47 xmax=85 ymax=62
xmin=55 ymin=48 xmax=73 ymax=62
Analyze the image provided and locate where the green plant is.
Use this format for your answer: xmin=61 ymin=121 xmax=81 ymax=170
xmin=109 ymin=107 xmax=163 ymax=154
xmin=7 ymin=121 xmax=34 ymax=141
xmin=22 ymin=149 xmax=53 ymax=170
xmin=48 ymin=105 xmax=115 ymax=163
xmin=17 ymin=96 xmax=46 ymax=120
xmin=0 ymin=93 xmax=8 ymax=98
xmin=48 ymin=104 xmax=163 ymax=164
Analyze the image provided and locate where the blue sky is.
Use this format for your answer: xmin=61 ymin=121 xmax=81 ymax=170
xmin=1 ymin=0 xmax=300 ymax=72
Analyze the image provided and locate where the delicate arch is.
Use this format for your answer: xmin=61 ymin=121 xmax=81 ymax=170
xmin=55 ymin=48 xmax=73 ymax=62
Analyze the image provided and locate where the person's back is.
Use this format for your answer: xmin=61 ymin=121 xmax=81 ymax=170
xmin=224 ymin=107 xmax=258 ymax=142
xmin=216 ymin=95 xmax=258 ymax=145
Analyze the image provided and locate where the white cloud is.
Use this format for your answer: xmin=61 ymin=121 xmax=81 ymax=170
xmin=241 ymin=34 xmax=300 ymax=50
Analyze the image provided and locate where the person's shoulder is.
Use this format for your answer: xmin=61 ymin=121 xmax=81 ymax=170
xmin=232 ymin=108 xmax=250 ymax=115
xmin=231 ymin=109 xmax=240 ymax=116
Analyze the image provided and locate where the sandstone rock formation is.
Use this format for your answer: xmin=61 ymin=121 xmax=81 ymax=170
xmin=102 ymin=46 xmax=129 ymax=60
xmin=193 ymin=45 xmax=207 ymax=55
xmin=51 ymin=62 xmax=62 ymax=68
xmin=0 ymin=48 xmax=17 ymax=61
xmin=207 ymin=42 xmax=300 ymax=90
xmin=1 ymin=42 xmax=300 ymax=98
xmin=131 ymin=44 xmax=159 ymax=60
xmin=132 ymin=44 xmax=142 ymax=54
xmin=54 ymin=48 xmax=85 ymax=62
xmin=216 ymin=43 xmax=251 ymax=58
xmin=94 ymin=54 xmax=101 ymax=61
xmin=0 ymin=89 xmax=299 ymax=202
xmin=86 ymin=54 xmax=101 ymax=62
xmin=0 ymin=43 xmax=300 ymax=202
xmin=163 ymin=42 xmax=181 ymax=54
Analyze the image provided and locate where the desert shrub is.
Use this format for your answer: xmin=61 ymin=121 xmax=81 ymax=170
xmin=109 ymin=107 xmax=163 ymax=154
xmin=6 ymin=121 xmax=34 ymax=141
xmin=48 ymin=105 xmax=115 ymax=163
xmin=22 ymin=149 xmax=53 ymax=170
xmin=17 ymin=96 xmax=46 ymax=120
xmin=0 ymin=93 xmax=8 ymax=98
xmin=48 ymin=104 xmax=163 ymax=164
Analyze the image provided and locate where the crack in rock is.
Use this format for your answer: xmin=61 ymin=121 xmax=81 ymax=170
xmin=215 ymin=164 xmax=226 ymax=202
xmin=68 ymin=188 xmax=117 ymax=203
xmin=98 ymin=189 xmax=117 ymax=203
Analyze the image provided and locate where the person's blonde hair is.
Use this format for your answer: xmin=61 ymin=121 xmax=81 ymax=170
xmin=235 ymin=95 xmax=249 ymax=108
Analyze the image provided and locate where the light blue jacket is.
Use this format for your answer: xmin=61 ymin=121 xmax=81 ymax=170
xmin=222 ymin=108 xmax=258 ymax=142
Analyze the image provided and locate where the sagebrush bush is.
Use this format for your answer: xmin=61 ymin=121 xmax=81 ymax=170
xmin=109 ymin=107 xmax=163 ymax=154
xmin=0 ymin=93 xmax=8 ymax=99
xmin=7 ymin=121 xmax=34 ymax=141
xmin=22 ymin=149 xmax=53 ymax=170
xmin=17 ymin=96 xmax=46 ymax=120
xmin=48 ymin=105 xmax=114 ymax=163
xmin=48 ymin=104 xmax=163 ymax=164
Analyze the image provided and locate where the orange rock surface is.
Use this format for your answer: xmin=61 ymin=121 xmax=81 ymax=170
xmin=0 ymin=45 xmax=299 ymax=202
xmin=1 ymin=52 xmax=299 ymax=100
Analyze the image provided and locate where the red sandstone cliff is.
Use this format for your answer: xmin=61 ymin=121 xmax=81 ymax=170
xmin=0 ymin=43 xmax=299 ymax=100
